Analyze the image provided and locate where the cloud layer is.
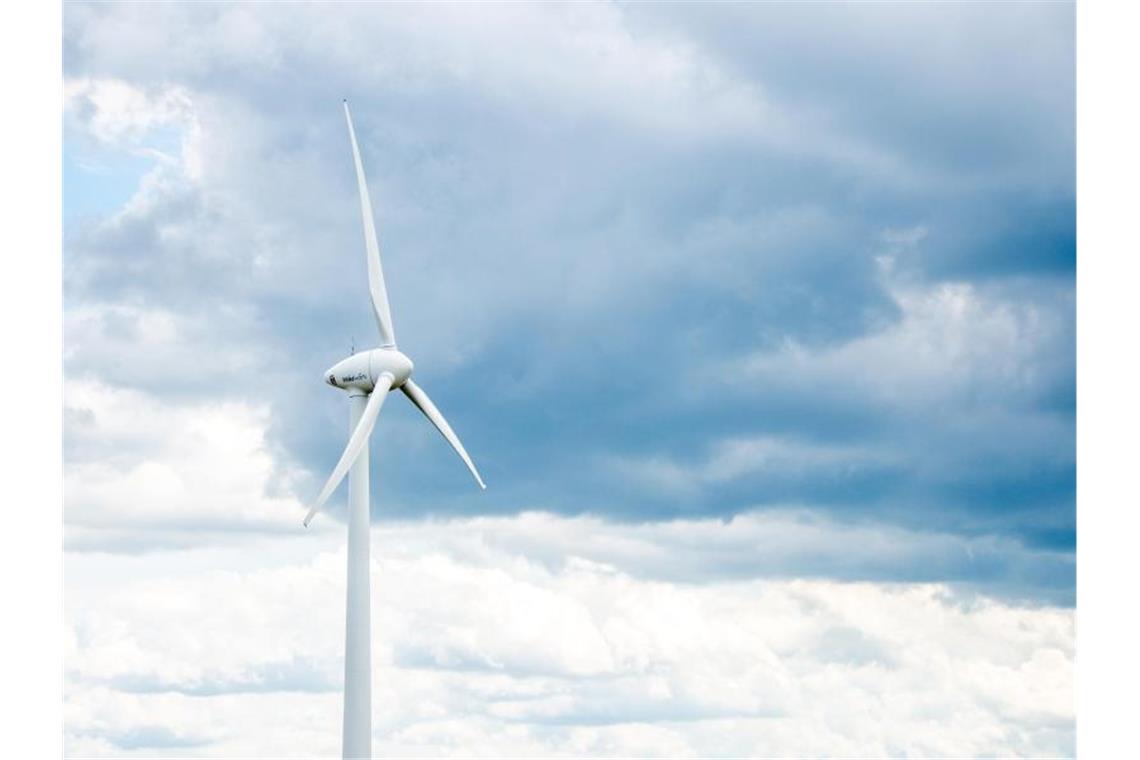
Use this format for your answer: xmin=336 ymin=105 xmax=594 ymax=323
xmin=66 ymin=519 xmax=1074 ymax=757
xmin=62 ymin=3 xmax=1075 ymax=755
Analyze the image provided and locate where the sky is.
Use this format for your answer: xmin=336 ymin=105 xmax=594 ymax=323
xmin=62 ymin=2 xmax=1075 ymax=757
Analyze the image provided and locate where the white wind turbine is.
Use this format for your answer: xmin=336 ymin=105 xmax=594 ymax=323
xmin=305 ymin=101 xmax=485 ymax=760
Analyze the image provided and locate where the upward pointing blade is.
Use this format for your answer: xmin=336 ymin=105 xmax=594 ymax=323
xmin=401 ymin=379 xmax=486 ymax=489
xmin=343 ymin=100 xmax=397 ymax=348
xmin=304 ymin=374 xmax=395 ymax=527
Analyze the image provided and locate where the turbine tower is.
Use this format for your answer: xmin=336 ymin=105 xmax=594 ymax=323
xmin=306 ymin=101 xmax=485 ymax=760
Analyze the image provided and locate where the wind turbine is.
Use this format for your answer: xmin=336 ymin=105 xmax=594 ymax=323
xmin=305 ymin=101 xmax=485 ymax=760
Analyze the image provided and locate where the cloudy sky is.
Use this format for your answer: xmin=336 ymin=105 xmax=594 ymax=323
xmin=62 ymin=2 xmax=1075 ymax=757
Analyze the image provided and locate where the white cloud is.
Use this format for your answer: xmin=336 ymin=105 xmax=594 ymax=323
xmin=65 ymin=78 xmax=191 ymax=145
xmin=65 ymin=77 xmax=203 ymax=180
xmin=732 ymin=268 xmax=1069 ymax=410
xmin=65 ymin=377 xmax=308 ymax=547
xmin=60 ymin=374 xmax=1071 ymax=756
xmin=64 ymin=303 xmax=268 ymax=395
xmin=65 ymin=517 xmax=1074 ymax=757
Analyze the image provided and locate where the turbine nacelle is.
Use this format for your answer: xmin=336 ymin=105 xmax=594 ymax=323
xmin=325 ymin=348 xmax=414 ymax=393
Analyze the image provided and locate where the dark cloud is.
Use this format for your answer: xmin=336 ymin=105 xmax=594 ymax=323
xmin=63 ymin=3 xmax=1074 ymax=596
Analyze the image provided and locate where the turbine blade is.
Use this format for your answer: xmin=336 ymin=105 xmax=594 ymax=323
xmin=343 ymin=100 xmax=397 ymax=348
xmin=304 ymin=375 xmax=395 ymax=526
xmin=401 ymin=379 xmax=486 ymax=489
